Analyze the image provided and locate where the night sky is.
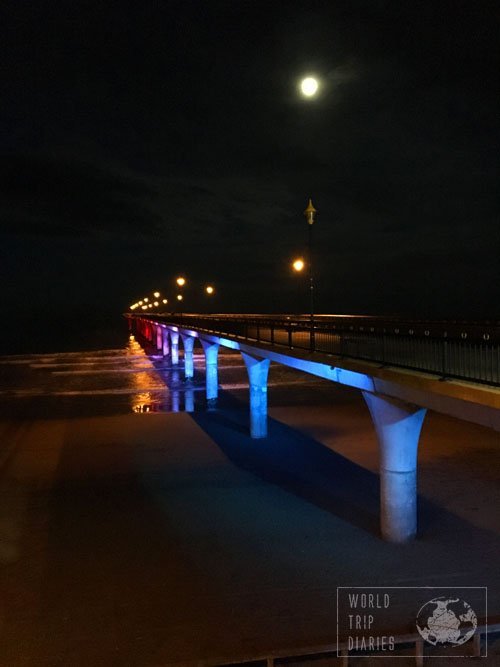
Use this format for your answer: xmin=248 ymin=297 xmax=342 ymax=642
xmin=1 ymin=1 xmax=499 ymax=351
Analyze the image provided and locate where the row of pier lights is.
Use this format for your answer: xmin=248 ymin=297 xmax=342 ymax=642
xmin=127 ymin=199 xmax=318 ymax=319
xmin=129 ymin=276 xmax=215 ymax=312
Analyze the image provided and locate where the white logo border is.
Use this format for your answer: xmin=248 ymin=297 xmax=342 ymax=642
xmin=336 ymin=586 xmax=488 ymax=659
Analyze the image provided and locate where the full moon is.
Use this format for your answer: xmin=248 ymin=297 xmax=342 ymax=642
xmin=300 ymin=76 xmax=319 ymax=97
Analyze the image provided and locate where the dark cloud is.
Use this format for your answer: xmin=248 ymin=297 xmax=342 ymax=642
xmin=0 ymin=153 xmax=160 ymax=238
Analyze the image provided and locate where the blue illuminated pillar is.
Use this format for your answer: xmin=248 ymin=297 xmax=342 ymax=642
xmin=169 ymin=330 xmax=179 ymax=365
xmin=162 ymin=327 xmax=170 ymax=357
xmin=181 ymin=335 xmax=195 ymax=379
xmin=363 ymin=392 xmax=427 ymax=543
xmin=241 ymin=352 xmax=271 ymax=439
xmin=200 ymin=339 xmax=220 ymax=407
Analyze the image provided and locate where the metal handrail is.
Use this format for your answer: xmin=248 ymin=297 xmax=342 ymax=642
xmin=202 ymin=617 xmax=500 ymax=666
xmin=127 ymin=314 xmax=500 ymax=387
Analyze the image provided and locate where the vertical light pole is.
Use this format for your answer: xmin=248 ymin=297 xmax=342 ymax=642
xmin=176 ymin=277 xmax=186 ymax=319
xmin=303 ymin=198 xmax=317 ymax=351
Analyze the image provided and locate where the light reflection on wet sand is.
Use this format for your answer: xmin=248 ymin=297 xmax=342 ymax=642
xmin=0 ymin=336 xmax=333 ymax=420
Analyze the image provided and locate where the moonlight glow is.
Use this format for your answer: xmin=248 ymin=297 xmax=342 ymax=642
xmin=300 ymin=77 xmax=319 ymax=97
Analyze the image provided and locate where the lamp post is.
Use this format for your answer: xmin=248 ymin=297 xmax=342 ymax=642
xmin=303 ymin=198 xmax=317 ymax=350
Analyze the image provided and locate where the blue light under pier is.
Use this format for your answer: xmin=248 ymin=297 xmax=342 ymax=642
xmin=241 ymin=351 xmax=271 ymax=439
xmin=363 ymin=392 xmax=427 ymax=542
xmin=169 ymin=329 xmax=179 ymax=365
xmin=128 ymin=314 xmax=500 ymax=543
xmin=181 ymin=334 xmax=195 ymax=380
xmin=201 ymin=340 xmax=220 ymax=407
xmin=161 ymin=326 xmax=170 ymax=357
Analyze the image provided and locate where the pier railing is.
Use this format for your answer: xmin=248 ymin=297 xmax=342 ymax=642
xmin=131 ymin=314 xmax=500 ymax=387
xmin=202 ymin=615 xmax=500 ymax=666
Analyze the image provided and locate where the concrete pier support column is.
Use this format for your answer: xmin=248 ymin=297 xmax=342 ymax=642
xmin=162 ymin=327 xmax=170 ymax=357
xmin=200 ymin=340 xmax=220 ymax=407
xmin=241 ymin=352 xmax=271 ymax=439
xmin=181 ymin=335 xmax=195 ymax=380
xmin=362 ymin=392 xmax=427 ymax=543
xmin=156 ymin=325 xmax=163 ymax=351
xmin=169 ymin=330 xmax=179 ymax=365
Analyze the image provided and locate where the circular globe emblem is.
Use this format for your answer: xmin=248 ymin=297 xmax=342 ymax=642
xmin=416 ymin=597 xmax=477 ymax=646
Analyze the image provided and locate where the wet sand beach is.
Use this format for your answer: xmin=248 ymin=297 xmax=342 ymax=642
xmin=0 ymin=340 xmax=499 ymax=665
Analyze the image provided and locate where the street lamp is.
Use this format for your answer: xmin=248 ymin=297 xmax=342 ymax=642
xmin=176 ymin=277 xmax=186 ymax=287
xmin=205 ymin=285 xmax=214 ymax=295
xmin=303 ymin=198 xmax=317 ymax=350
xmin=292 ymin=258 xmax=305 ymax=272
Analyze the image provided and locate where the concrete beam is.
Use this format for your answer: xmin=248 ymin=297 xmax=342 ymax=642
xmin=160 ymin=325 xmax=499 ymax=432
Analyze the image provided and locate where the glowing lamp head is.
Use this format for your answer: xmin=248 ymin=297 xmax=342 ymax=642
xmin=153 ymin=291 xmax=160 ymax=298
xmin=153 ymin=301 xmax=159 ymax=307
xmin=176 ymin=294 xmax=183 ymax=301
xmin=162 ymin=298 xmax=168 ymax=304
xmin=292 ymin=258 xmax=305 ymax=272
xmin=144 ymin=297 xmax=149 ymax=302
xmin=300 ymin=76 xmax=319 ymax=98
xmin=148 ymin=303 xmax=153 ymax=308
xmin=206 ymin=285 xmax=214 ymax=295
xmin=141 ymin=305 xmax=147 ymax=310
xmin=138 ymin=300 xmax=143 ymax=305
xmin=176 ymin=277 xmax=186 ymax=287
